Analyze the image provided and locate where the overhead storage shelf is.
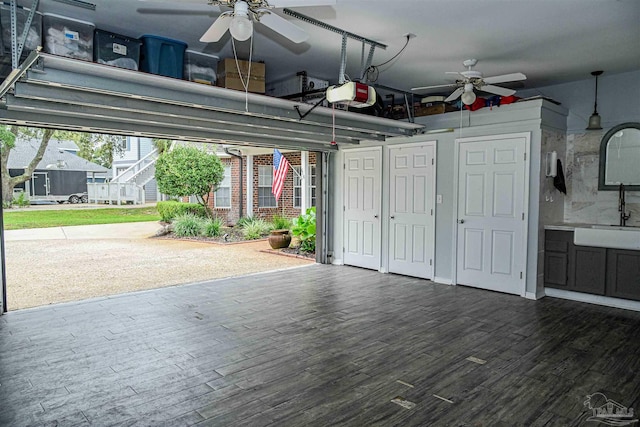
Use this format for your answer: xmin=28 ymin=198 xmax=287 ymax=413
xmin=0 ymin=52 xmax=424 ymax=152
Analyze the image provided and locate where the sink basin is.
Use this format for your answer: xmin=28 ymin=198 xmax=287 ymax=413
xmin=591 ymin=224 xmax=640 ymax=231
xmin=575 ymin=226 xmax=640 ymax=250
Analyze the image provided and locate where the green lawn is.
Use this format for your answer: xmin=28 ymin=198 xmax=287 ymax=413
xmin=2 ymin=207 xmax=160 ymax=230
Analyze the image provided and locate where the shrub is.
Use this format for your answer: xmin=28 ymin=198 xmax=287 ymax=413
xmin=241 ymin=218 xmax=272 ymax=240
xmin=157 ymin=201 xmax=207 ymax=222
xmin=173 ymin=213 xmax=204 ymax=237
xmin=271 ymin=214 xmax=291 ymax=230
xmin=203 ymin=217 xmax=224 ymax=237
xmin=235 ymin=216 xmax=255 ymax=228
xmin=292 ymin=207 xmax=316 ymax=253
xmin=12 ymin=192 xmax=29 ymax=208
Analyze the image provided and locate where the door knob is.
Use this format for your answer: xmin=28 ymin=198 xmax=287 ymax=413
xmin=390 ymin=215 xmax=395 ymax=219
xmin=457 ymin=219 xmax=465 ymax=224
xmin=374 ymin=215 xmax=378 ymax=219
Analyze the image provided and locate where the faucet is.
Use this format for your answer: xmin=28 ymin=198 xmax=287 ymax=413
xmin=619 ymin=183 xmax=631 ymax=226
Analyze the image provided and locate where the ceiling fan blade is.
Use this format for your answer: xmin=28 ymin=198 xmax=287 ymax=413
xmin=258 ymin=11 xmax=309 ymax=43
xmin=482 ymin=72 xmax=526 ymax=85
xmin=478 ymin=84 xmax=516 ymax=96
xmin=270 ymin=0 xmax=336 ymax=6
xmin=200 ymin=14 xmax=232 ymax=43
xmin=411 ymin=83 xmax=457 ymax=91
xmin=445 ymin=87 xmax=464 ymax=102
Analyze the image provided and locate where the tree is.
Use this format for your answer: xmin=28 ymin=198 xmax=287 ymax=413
xmin=0 ymin=126 xmax=54 ymax=204
xmin=55 ymin=131 xmax=125 ymax=168
xmin=154 ymin=145 xmax=224 ymax=217
xmin=0 ymin=126 xmax=128 ymax=204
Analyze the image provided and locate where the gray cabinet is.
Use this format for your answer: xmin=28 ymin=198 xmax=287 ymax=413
xmin=544 ymin=230 xmax=571 ymax=289
xmin=545 ymin=229 xmax=640 ymax=300
xmin=571 ymin=246 xmax=606 ymax=295
xmin=606 ymin=249 xmax=640 ymax=301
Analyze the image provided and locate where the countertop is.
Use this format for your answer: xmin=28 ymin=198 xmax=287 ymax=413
xmin=544 ymin=223 xmax=592 ymax=231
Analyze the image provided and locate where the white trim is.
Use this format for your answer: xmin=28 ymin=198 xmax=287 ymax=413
xmin=524 ymin=290 xmax=545 ymax=300
xmin=545 ymin=288 xmax=640 ymax=312
xmin=452 ymin=131 xmax=531 ymax=297
xmin=434 ymin=276 xmax=454 ymax=285
xmin=246 ymin=155 xmax=253 ymax=218
xmin=301 ymin=151 xmax=309 ymax=211
xmin=385 ymin=140 xmax=437 ymax=280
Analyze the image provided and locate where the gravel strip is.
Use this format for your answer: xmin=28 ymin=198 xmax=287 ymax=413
xmin=5 ymin=237 xmax=313 ymax=311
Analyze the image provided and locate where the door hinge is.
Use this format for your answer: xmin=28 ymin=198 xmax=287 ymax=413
xmin=343 ymin=206 xmax=346 ymax=211
xmin=430 ymin=208 xmax=433 ymax=215
xmin=431 ymin=158 xmax=434 ymax=165
xmin=524 ymin=152 xmax=527 ymax=161
xmin=429 ymin=259 xmax=433 ymax=266
xmin=522 ymin=212 xmax=525 ymax=220
xmin=343 ymin=163 xmax=346 ymax=169
xmin=520 ymin=271 xmax=523 ymax=279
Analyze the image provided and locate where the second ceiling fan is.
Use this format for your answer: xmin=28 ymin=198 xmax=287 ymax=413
xmin=138 ymin=0 xmax=335 ymax=44
xmin=412 ymin=59 xmax=527 ymax=105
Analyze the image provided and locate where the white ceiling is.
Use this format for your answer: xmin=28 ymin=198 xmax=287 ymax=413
xmin=17 ymin=0 xmax=640 ymax=98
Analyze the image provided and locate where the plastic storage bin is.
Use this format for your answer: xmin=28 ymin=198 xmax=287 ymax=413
xmin=0 ymin=3 xmax=42 ymax=56
xmin=184 ymin=50 xmax=218 ymax=85
xmin=140 ymin=35 xmax=187 ymax=79
xmin=94 ymin=29 xmax=141 ymax=70
xmin=43 ymin=13 xmax=94 ymax=61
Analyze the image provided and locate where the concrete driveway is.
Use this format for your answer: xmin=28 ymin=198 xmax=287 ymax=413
xmin=4 ymin=221 xmax=313 ymax=311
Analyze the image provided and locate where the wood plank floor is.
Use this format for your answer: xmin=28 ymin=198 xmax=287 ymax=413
xmin=1 ymin=264 xmax=640 ymax=426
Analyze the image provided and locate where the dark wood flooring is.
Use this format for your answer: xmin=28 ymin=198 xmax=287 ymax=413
xmin=1 ymin=264 xmax=640 ymax=426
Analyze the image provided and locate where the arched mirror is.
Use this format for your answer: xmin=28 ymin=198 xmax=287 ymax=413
xmin=598 ymin=122 xmax=640 ymax=190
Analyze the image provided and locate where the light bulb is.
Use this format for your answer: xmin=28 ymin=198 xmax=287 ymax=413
xmin=230 ymin=15 xmax=253 ymax=41
xmin=229 ymin=1 xmax=252 ymax=41
xmin=461 ymin=90 xmax=476 ymax=105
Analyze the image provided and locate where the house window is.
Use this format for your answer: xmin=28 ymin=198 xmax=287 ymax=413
xmin=293 ymin=165 xmax=316 ymax=208
xmin=258 ymin=165 xmax=277 ymax=207
xmin=121 ymin=137 xmax=130 ymax=151
xmin=215 ymin=165 xmax=231 ymax=208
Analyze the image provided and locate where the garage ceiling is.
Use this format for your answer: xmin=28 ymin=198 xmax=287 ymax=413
xmin=21 ymin=0 xmax=640 ymax=94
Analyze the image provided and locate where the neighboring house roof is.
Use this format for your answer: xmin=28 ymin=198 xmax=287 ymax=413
xmin=48 ymin=138 xmax=80 ymax=152
xmin=8 ymin=138 xmax=109 ymax=173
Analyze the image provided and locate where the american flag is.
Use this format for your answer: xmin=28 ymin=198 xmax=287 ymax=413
xmin=272 ymin=149 xmax=290 ymax=201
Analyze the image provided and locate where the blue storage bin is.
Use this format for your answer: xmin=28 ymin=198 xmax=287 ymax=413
xmin=140 ymin=35 xmax=187 ymax=79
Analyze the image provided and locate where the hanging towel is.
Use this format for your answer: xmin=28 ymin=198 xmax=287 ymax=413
xmin=554 ymin=159 xmax=567 ymax=194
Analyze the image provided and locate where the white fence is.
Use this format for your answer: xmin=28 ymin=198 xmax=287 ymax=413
xmin=87 ymin=182 xmax=145 ymax=205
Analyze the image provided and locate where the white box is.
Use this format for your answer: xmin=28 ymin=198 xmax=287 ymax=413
xmin=43 ymin=13 xmax=94 ymax=61
xmin=184 ymin=50 xmax=218 ymax=85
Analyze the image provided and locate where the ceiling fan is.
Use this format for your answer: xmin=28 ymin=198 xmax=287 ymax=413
xmin=138 ymin=0 xmax=336 ymax=44
xmin=411 ymin=59 xmax=527 ymax=105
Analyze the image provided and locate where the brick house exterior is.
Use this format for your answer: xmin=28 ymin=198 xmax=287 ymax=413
xmin=207 ymin=151 xmax=317 ymax=225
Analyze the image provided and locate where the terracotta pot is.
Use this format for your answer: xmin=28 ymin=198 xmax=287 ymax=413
xmin=268 ymin=229 xmax=291 ymax=249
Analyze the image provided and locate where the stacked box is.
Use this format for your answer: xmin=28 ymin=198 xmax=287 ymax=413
xmin=43 ymin=13 xmax=94 ymax=61
xmin=184 ymin=50 xmax=218 ymax=85
xmin=414 ymin=103 xmax=457 ymax=117
xmin=217 ymin=58 xmax=265 ymax=93
xmin=94 ymin=29 xmax=141 ymax=71
xmin=140 ymin=34 xmax=187 ymax=79
xmin=0 ymin=3 xmax=42 ymax=57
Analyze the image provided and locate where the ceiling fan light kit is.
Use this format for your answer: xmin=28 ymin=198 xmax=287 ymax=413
xmin=229 ymin=1 xmax=253 ymax=41
xmin=586 ymin=70 xmax=603 ymax=130
xmin=412 ymin=59 xmax=526 ymax=109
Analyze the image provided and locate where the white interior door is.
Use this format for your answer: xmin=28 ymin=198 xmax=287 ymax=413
xmin=388 ymin=143 xmax=436 ymax=279
xmin=343 ymin=148 xmax=381 ymax=270
xmin=456 ymin=135 xmax=527 ymax=295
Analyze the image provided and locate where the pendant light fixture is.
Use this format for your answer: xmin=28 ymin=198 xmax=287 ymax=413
xmin=586 ymin=70 xmax=603 ymax=130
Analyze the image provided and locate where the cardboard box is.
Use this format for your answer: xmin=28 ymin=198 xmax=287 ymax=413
xmin=218 ymin=75 xmax=265 ymax=93
xmin=414 ymin=103 xmax=456 ymax=117
xmin=217 ymin=58 xmax=265 ymax=93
